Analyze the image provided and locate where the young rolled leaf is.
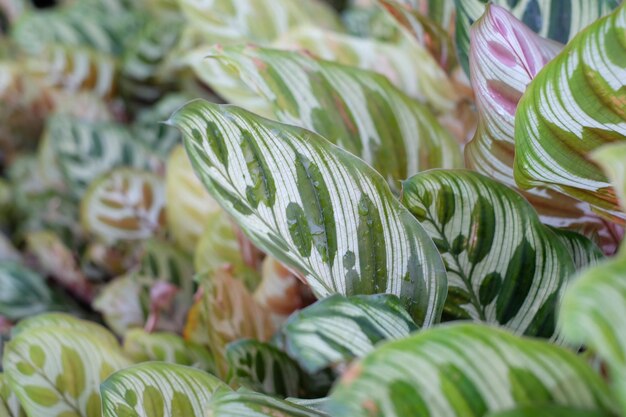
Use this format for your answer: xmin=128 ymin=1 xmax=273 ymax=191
xmin=100 ymin=362 xmax=228 ymax=417
xmin=170 ymin=100 xmax=448 ymax=325
xmin=206 ymin=390 xmax=328 ymax=417
xmin=0 ymin=262 xmax=52 ymax=321
xmin=464 ymin=5 xmax=622 ymax=252
xmin=329 ymin=323 xmax=617 ymax=417
xmin=166 ymin=145 xmax=223 ymax=253
xmin=80 ymin=168 xmax=166 ymax=242
xmin=486 ymin=406 xmax=613 ymax=417
xmin=226 ymin=339 xmax=301 ymax=397
xmin=280 ymin=294 xmax=418 ymax=374
xmin=274 ymin=25 xmax=459 ymax=112
xmin=514 ymin=3 xmax=626 ymax=221
xmin=454 ymin=0 xmax=617 ymax=75
xmin=204 ymin=46 xmax=462 ymax=190
xmin=123 ymin=329 xmax=215 ymax=372
xmin=177 ymin=0 xmax=342 ymax=46
xmin=402 ymin=170 xmax=576 ymax=336
xmin=3 ymin=326 xmax=131 ymax=417
xmin=559 ymin=253 xmax=626 ymax=413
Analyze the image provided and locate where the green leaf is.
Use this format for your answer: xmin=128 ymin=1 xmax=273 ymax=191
xmin=0 ymin=262 xmax=52 ymax=321
xmin=169 ymin=100 xmax=447 ymax=325
xmin=551 ymin=228 xmax=604 ymax=270
xmin=592 ymin=142 xmax=626 ymax=213
xmin=48 ymin=116 xmax=159 ymax=198
xmin=11 ymin=313 xmax=119 ymax=348
xmin=329 ymin=323 xmax=617 ymax=417
xmin=226 ymin=339 xmax=301 ymax=397
xmin=177 ymin=0 xmax=341 ymax=46
xmin=206 ymin=390 xmax=328 ymax=417
xmin=81 ymin=168 xmax=166 ymax=242
xmin=93 ymin=275 xmax=145 ymax=336
xmin=165 ymin=145 xmax=223 ymax=253
xmin=123 ymin=329 xmax=214 ymax=372
xmin=514 ymin=4 xmax=626 ymax=221
xmin=3 ymin=325 xmax=131 ymax=417
xmin=454 ymin=0 xmax=617 ymax=75
xmin=101 ymin=362 xmax=228 ymax=417
xmin=280 ymin=294 xmax=418 ymax=374
xmin=0 ymin=374 xmax=26 ymax=417
xmin=486 ymin=405 xmax=613 ymax=417
xmin=193 ymin=210 xmax=247 ymax=275
xmin=138 ymin=239 xmax=194 ymax=295
xmin=560 ymin=252 xmax=626 ymax=414
xmin=274 ymin=25 xmax=459 ymax=112
xmin=204 ymin=46 xmax=462 ymax=191
xmin=402 ymin=170 xmax=575 ymax=336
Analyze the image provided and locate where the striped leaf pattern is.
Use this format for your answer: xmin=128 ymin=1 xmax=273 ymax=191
xmin=48 ymin=116 xmax=158 ymax=197
xmin=100 ymin=362 xmax=227 ymax=417
xmin=138 ymin=239 xmax=194 ymax=292
xmin=177 ymin=0 xmax=342 ymax=46
xmin=514 ymin=3 xmax=626 ymax=221
xmin=226 ymin=339 xmax=301 ymax=397
xmin=0 ymin=374 xmax=25 ymax=417
xmin=274 ymin=25 xmax=459 ymax=112
xmin=559 ymin=253 xmax=626 ymax=414
xmin=487 ymin=406 xmax=613 ymax=417
xmin=0 ymin=262 xmax=51 ymax=321
xmin=11 ymin=313 xmax=119 ymax=348
xmin=2 ymin=325 xmax=131 ymax=417
xmin=165 ymin=145 xmax=222 ymax=253
xmin=464 ymin=5 xmax=622 ymax=252
xmin=206 ymin=390 xmax=328 ymax=417
xmin=169 ymin=100 xmax=447 ymax=325
xmin=328 ymin=323 xmax=617 ymax=417
xmin=454 ymin=0 xmax=617 ymax=75
xmin=551 ymin=228 xmax=604 ymax=270
xmin=592 ymin=142 xmax=626 ymax=213
xmin=207 ymin=46 xmax=462 ymax=189
xmin=401 ymin=170 xmax=575 ymax=336
xmin=378 ymin=0 xmax=458 ymax=72
xmin=280 ymin=294 xmax=418 ymax=373
xmin=123 ymin=329 xmax=215 ymax=372
xmin=80 ymin=168 xmax=166 ymax=242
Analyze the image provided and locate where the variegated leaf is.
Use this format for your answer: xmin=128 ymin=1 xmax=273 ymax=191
xmin=81 ymin=168 xmax=166 ymax=242
xmin=93 ymin=275 xmax=145 ymax=336
xmin=274 ymin=25 xmax=459 ymax=112
xmin=194 ymin=269 xmax=276 ymax=378
xmin=514 ymin=3 xmax=626 ymax=221
xmin=204 ymin=46 xmax=462 ymax=189
xmin=206 ymin=390 xmax=328 ymax=417
xmin=24 ymin=44 xmax=117 ymax=98
xmin=378 ymin=0 xmax=457 ymax=72
xmin=48 ymin=116 xmax=159 ymax=197
xmin=100 ymin=362 xmax=227 ymax=417
xmin=328 ymin=323 xmax=617 ymax=417
xmin=592 ymin=142 xmax=626 ymax=213
xmin=123 ymin=329 xmax=215 ymax=372
xmin=560 ymin=251 xmax=626 ymax=413
xmin=0 ymin=262 xmax=51 ymax=321
xmin=402 ymin=170 xmax=577 ymax=336
xmin=120 ymin=16 xmax=183 ymax=104
xmin=3 ymin=325 xmax=131 ymax=417
xmin=487 ymin=406 xmax=613 ymax=417
xmin=454 ymin=0 xmax=617 ymax=75
xmin=177 ymin=0 xmax=342 ymax=46
xmin=464 ymin=5 xmax=620 ymax=251
xmin=138 ymin=239 xmax=195 ymax=297
xmin=11 ymin=313 xmax=119 ymax=348
xmin=10 ymin=2 xmax=142 ymax=55
xmin=0 ymin=374 xmax=25 ymax=417
xmin=170 ymin=100 xmax=448 ymax=325
xmin=279 ymin=294 xmax=418 ymax=373
xmin=226 ymin=339 xmax=301 ymax=397
xmin=165 ymin=145 xmax=222 ymax=253
xmin=551 ymin=228 xmax=604 ymax=270
xmin=25 ymin=231 xmax=94 ymax=302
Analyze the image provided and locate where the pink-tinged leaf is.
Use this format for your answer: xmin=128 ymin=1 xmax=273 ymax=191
xmin=465 ymin=5 xmax=621 ymax=254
